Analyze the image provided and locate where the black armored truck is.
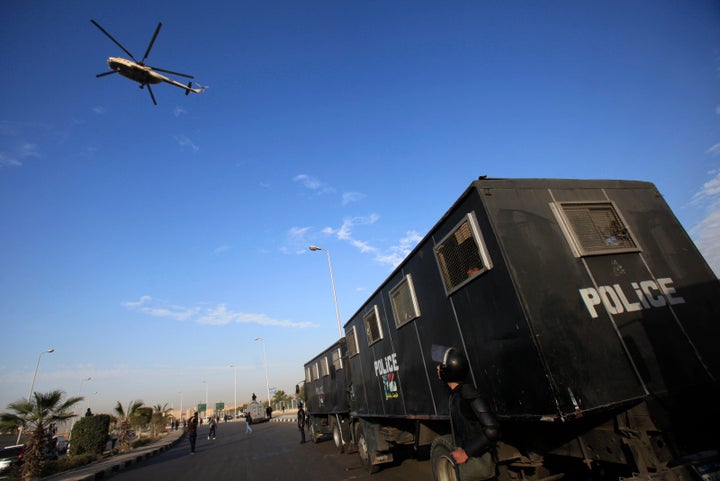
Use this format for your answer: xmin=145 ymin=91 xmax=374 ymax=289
xmin=301 ymin=178 xmax=720 ymax=480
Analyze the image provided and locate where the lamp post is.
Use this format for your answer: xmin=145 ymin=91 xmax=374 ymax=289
xmin=18 ymin=348 xmax=55 ymax=443
xmin=309 ymin=245 xmax=343 ymax=337
xmin=202 ymin=381 xmax=208 ymax=416
xmin=229 ymin=365 xmax=237 ymax=420
xmin=178 ymin=392 xmax=184 ymax=422
xmin=79 ymin=377 xmax=91 ymax=394
xmin=254 ymin=338 xmax=271 ymax=408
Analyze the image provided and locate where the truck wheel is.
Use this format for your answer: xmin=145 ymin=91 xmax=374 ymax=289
xmin=431 ymin=435 xmax=458 ymax=481
xmin=310 ymin=422 xmax=319 ymax=444
xmin=332 ymin=423 xmax=344 ymax=453
xmin=356 ymin=424 xmax=380 ymax=474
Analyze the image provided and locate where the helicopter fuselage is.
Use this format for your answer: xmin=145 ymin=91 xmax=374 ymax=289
xmin=107 ymin=57 xmax=166 ymax=85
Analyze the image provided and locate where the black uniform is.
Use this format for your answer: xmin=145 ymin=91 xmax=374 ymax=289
xmin=449 ymin=383 xmax=500 ymax=481
xmin=297 ymin=405 xmax=306 ymax=443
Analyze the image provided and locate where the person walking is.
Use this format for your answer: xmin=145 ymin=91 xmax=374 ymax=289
xmin=245 ymin=411 xmax=253 ymax=434
xmin=187 ymin=412 xmax=199 ymax=454
xmin=432 ymin=346 xmax=500 ymax=481
xmin=297 ymin=402 xmax=307 ymax=443
xmin=208 ymin=416 xmax=217 ymax=440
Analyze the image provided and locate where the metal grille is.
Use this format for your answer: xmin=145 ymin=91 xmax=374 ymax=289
xmin=320 ymin=357 xmax=330 ymax=377
xmin=563 ymin=203 xmax=637 ymax=254
xmin=364 ymin=306 xmax=383 ymax=344
xmin=436 ymin=218 xmax=485 ymax=292
xmin=390 ymin=274 xmax=420 ymax=328
xmin=331 ymin=348 xmax=343 ymax=371
xmin=346 ymin=327 xmax=359 ymax=357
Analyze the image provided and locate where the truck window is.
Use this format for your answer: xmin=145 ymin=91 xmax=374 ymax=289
xmin=347 ymin=327 xmax=359 ymax=357
xmin=320 ymin=357 xmax=330 ymax=377
xmin=312 ymin=362 xmax=320 ymax=380
xmin=305 ymin=366 xmax=311 ymax=383
xmin=435 ymin=212 xmax=492 ymax=294
xmin=331 ymin=348 xmax=343 ymax=370
xmin=553 ymin=201 xmax=639 ymax=257
xmin=364 ymin=305 xmax=383 ymax=345
xmin=390 ymin=274 xmax=421 ymax=328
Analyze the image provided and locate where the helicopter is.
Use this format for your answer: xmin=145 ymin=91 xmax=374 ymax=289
xmin=91 ymin=19 xmax=205 ymax=105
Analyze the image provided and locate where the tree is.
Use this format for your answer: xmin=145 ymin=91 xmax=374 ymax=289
xmin=0 ymin=390 xmax=83 ymax=481
xmin=69 ymin=414 xmax=111 ymax=456
xmin=271 ymin=389 xmax=291 ymax=409
xmin=150 ymin=403 xmax=172 ymax=437
xmin=113 ymin=400 xmax=144 ymax=452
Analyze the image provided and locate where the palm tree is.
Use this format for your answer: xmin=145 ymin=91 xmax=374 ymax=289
xmin=0 ymin=390 xmax=83 ymax=481
xmin=113 ymin=400 xmax=144 ymax=452
xmin=150 ymin=403 xmax=172 ymax=437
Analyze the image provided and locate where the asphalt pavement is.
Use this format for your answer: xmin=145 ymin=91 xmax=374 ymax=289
xmin=38 ymin=415 xmax=296 ymax=481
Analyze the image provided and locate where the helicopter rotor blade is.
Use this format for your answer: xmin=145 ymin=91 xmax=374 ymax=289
xmin=90 ymin=19 xmax=138 ymax=62
xmin=149 ymin=66 xmax=194 ymax=79
xmin=96 ymin=71 xmax=117 ymax=78
xmin=147 ymin=84 xmax=158 ymax=105
xmin=141 ymin=22 xmax=162 ymax=64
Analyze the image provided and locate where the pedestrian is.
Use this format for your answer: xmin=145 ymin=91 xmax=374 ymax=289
xmin=245 ymin=411 xmax=253 ymax=434
xmin=297 ymin=401 xmax=306 ymax=444
xmin=208 ymin=416 xmax=217 ymax=440
xmin=266 ymin=405 xmax=272 ymax=419
xmin=432 ymin=346 xmax=500 ymax=481
xmin=85 ymin=408 xmax=93 ymax=417
xmin=187 ymin=412 xmax=199 ymax=454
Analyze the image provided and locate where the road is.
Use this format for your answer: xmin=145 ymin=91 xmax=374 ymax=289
xmin=108 ymin=418 xmax=432 ymax=481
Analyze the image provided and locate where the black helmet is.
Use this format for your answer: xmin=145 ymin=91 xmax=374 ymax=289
xmin=438 ymin=347 xmax=469 ymax=383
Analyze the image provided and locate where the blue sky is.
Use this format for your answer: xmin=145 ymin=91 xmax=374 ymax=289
xmin=1 ymin=1 xmax=719 ymax=416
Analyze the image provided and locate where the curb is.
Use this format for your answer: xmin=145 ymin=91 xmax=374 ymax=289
xmin=42 ymin=430 xmax=185 ymax=481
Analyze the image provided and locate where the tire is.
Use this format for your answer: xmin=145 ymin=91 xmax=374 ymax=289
xmin=310 ymin=420 xmax=319 ymax=444
xmin=356 ymin=423 xmax=380 ymax=474
xmin=431 ymin=435 xmax=459 ymax=481
xmin=332 ymin=422 xmax=344 ymax=453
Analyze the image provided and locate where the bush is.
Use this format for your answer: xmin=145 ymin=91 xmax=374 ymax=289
xmin=69 ymin=415 xmax=111 ymax=456
xmin=41 ymin=453 xmax=96 ymax=477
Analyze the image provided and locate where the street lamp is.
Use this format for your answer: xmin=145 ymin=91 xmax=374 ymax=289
xmin=202 ymin=381 xmax=209 ymax=416
xmin=18 ymin=348 xmax=55 ymax=443
xmin=254 ymin=338 xmax=271 ymax=409
xmin=229 ymin=365 xmax=237 ymax=420
xmin=178 ymin=392 xmax=184 ymax=422
xmin=309 ymin=245 xmax=343 ymax=337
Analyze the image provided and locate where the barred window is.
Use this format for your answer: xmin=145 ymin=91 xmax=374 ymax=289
xmin=346 ymin=327 xmax=359 ymax=357
xmin=390 ymin=274 xmax=421 ymax=328
xmin=331 ymin=348 xmax=343 ymax=371
xmin=555 ymin=202 xmax=639 ymax=256
xmin=320 ymin=357 xmax=330 ymax=377
xmin=312 ymin=362 xmax=320 ymax=381
xmin=364 ymin=305 xmax=383 ymax=345
xmin=435 ymin=212 xmax=492 ymax=294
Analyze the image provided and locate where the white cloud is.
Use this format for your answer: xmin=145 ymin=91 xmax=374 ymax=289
xmin=122 ymin=295 xmax=199 ymax=321
xmin=690 ymin=208 xmax=720 ymax=275
xmin=342 ymin=192 xmax=365 ymax=206
xmin=93 ymin=106 xmax=106 ymax=114
xmin=689 ymin=169 xmax=720 ymax=276
xmin=0 ymin=153 xmax=22 ymax=167
xmin=321 ymin=215 xmax=421 ymax=267
xmin=122 ymin=296 xmax=316 ymax=328
xmin=173 ymin=106 xmax=187 ymax=117
xmin=292 ymin=174 xmax=335 ymax=195
xmin=213 ymin=244 xmax=232 ymax=254
xmin=175 ymin=134 xmax=199 ymax=152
